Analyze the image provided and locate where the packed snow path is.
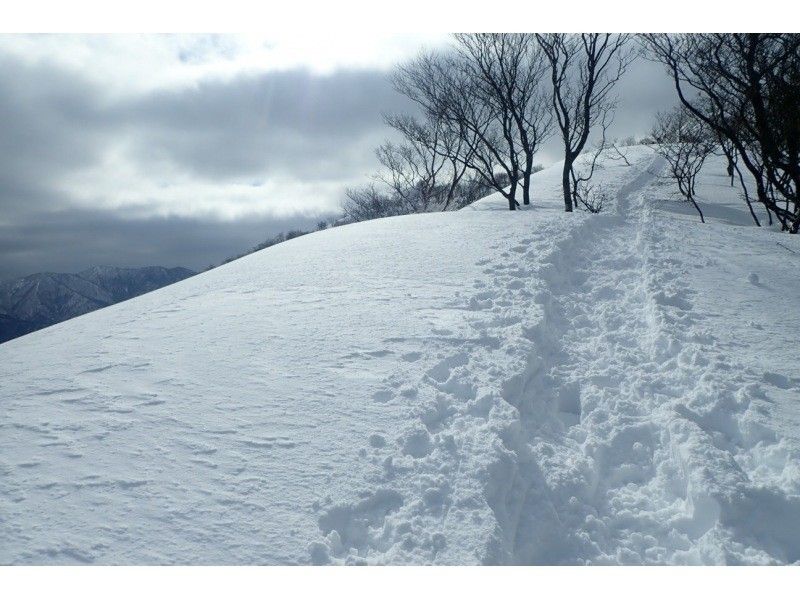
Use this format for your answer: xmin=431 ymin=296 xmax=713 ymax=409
xmin=2 ymin=147 xmax=799 ymax=564
xmin=308 ymin=150 xmax=800 ymax=564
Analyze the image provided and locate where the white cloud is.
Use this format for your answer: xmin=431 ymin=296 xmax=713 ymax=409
xmin=0 ymin=35 xmax=425 ymax=225
xmin=0 ymin=33 xmax=448 ymax=97
xmin=60 ymin=142 xmax=358 ymax=221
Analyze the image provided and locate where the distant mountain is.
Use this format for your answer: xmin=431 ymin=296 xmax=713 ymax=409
xmin=0 ymin=265 xmax=195 ymax=343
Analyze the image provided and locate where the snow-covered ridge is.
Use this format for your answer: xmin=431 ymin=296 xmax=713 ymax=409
xmin=1 ymin=146 xmax=799 ymax=564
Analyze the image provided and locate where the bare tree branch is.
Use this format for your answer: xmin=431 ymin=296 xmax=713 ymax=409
xmin=536 ymin=33 xmax=634 ymax=212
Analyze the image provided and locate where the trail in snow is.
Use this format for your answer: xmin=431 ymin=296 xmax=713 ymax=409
xmin=311 ymin=148 xmax=800 ymax=564
xmin=493 ymin=154 xmax=800 ymax=564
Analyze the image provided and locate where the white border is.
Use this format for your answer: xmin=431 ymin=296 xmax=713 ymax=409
xmin=1 ymin=1 xmax=797 ymax=594
xmin=0 ymin=0 xmax=790 ymax=33
xmin=1 ymin=566 xmax=798 ymax=598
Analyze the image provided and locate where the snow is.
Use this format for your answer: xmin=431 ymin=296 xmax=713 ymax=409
xmin=1 ymin=146 xmax=799 ymax=564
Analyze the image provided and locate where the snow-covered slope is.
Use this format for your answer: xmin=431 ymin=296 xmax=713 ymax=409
xmin=1 ymin=147 xmax=798 ymax=564
xmin=0 ymin=266 xmax=195 ymax=343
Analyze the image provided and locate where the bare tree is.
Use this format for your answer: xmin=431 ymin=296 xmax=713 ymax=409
xmin=394 ymin=51 xmax=518 ymax=210
xmin=715 ymin=133 xmax=738 ymax=188
xmin=381 ymin=112 xmax=472 ymax=211
xmin=536 ymin=33 xmax=633 ymax=212
xmin=453 ymin=33 xmax=553 ymax=207
xmin=651 ymin=106 xmax=716 ymax=222
xmin=341 ymin=184 xmax=401 ymax=223
xmin=641 ymin=33 xmax=800 ymax=232
xmin=569 ymin=176 xmax=612 ymax=213
xmin=393 ymin=35 xmax=552 ymax=211
xmin=374 ymin=138 xmax=441 ymax=214
xmin=711 ymin=126 xmax=763 ymax=226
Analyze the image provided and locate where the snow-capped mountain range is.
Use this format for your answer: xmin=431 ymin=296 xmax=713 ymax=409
xmin=0 ymin=266 xmax=195 ymax=343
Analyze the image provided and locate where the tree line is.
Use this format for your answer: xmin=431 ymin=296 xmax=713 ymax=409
xmin=344 ymin=33 xmax=634 ymax=218
xmin=344 ymin=33 xmax=800 ymax=233
xmin=207 ymin=35 xmax=798 ymax=275
xmin=643 ymin=33 xmax=800 ymax=232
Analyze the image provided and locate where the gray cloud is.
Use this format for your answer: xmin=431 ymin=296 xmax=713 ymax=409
xmin=0 ymin=50 xmax=407 ymax=279
xmin=117 ymin=68 xmax=414 ymax=181
xmin=0 ymin=54 xmax=410 ymax=201
xmin=0 ymin=38 xmax=679 ymax=282
xmin=0 ymin=208 xmax=320 ymax=280
xmin=0 ymin=55 xmax=112 ymax=219
xmin=610 ymin=57 xmax=676 ymax=137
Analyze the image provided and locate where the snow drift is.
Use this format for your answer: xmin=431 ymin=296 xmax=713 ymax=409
xmin=1 ymin=146 xmax=799 ymax=564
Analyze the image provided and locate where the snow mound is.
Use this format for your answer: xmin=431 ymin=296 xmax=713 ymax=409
xmin=2 ymin=146 xmax=799 ymax=564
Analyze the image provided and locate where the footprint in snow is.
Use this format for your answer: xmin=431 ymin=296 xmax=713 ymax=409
xmin=402 ymin=428 xmax=432 ymax=458
xmin=372 ymin=389 xmax=394 ymax=403
xmin=311 ymin=488 xmax=404 ymax=564
xmin=762 ymin=372 xmax=800 ymax=390
xmin=369 ymin=434 xmax=386 ymax=448
xmin=401 ymin=351 xmax=422 ymax=362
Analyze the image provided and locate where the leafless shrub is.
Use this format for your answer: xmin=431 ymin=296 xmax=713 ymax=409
xmin=607 ymin=143 xmax=633 ymax=166
xmin=574 ymin=182 xmax=611 ymax=213
xmin=651 ymin=106 xmax=716 ymax=222
xmin=341 ymin=184 xmax=403 ymax=223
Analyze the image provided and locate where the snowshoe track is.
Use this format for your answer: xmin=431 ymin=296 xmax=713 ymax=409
xmin=311 ymin=150 xmax=800 ymax=565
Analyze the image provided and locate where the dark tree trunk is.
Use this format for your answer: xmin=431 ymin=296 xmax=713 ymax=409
xmin=562 ymin=160 xmax=574 ymax=212
xmin=688 ymin=194 xmax=705 ymax=223
xmin=734 ymin=163 xmax=761 ymax=226
xmin=507 ymin=180 xmax=518 ymax=210
xmin=522 ymin=153 xmax=534 ymax=205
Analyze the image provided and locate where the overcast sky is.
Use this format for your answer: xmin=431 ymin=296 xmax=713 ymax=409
xmin=0 ymin=34 xmax=676 ymax=280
